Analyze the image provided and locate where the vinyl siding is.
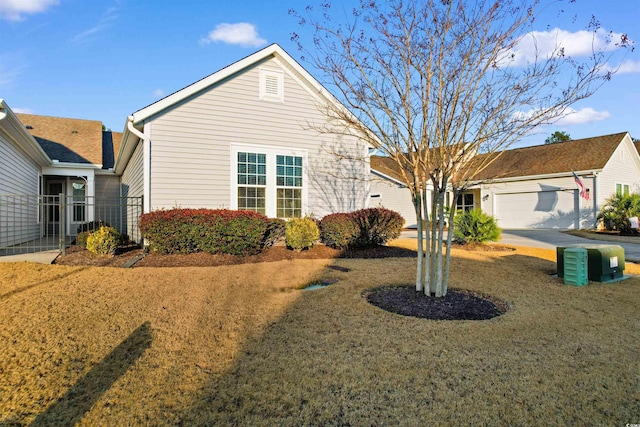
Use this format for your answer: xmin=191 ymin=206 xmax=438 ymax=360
xmin=144 ymin=56 xmax=369 ymax=217
xmin=370 ymin=175 xmax=417 ymax=227
xmin=599 ymin=137 xmax=640 ymax=204
xmin=120 ymin=142 xmax=144 ymax=242
xmin=0 ymin=133 xmax=41 ymax=247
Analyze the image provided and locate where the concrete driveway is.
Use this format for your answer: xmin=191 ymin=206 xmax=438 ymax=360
xmin=400 ymin=229 xmax=640 ymax=262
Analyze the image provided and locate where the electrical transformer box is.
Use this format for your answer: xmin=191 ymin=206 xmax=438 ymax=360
xmin=557 ymin=244 xmax=625 ymax=283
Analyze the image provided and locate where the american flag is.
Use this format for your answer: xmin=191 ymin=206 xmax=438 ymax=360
xmin=573 ymin=171 xmax=590 ymax=201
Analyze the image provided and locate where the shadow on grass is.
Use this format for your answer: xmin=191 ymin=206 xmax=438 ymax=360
xmin=30 ymin=322 xmax=153 ymax=426
xmin=0 ymin=267 xmax=88 ymax=302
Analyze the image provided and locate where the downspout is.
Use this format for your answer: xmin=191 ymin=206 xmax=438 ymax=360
xmin=592 ymin=171 xmax=599 ymax=229
xmin=127 ymin=116 xmax=151 ymax=214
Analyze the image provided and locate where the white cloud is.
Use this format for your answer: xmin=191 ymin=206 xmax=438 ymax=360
xmin=201 ymin=22 xmax=267 ymax=48
xmin=0 ymin=0 xmax=59 ymax=21
xmin=555 ymin=107 xmax=611 ymax=125
xmin=614 ymin=59 xmax=640 ymax=74
xmin=153 ymin=89 xmax=165 ymax=98
xmin=72 ymin=4 xmax=119 ymax=43
xmin=501 ymin=27 xmax=627 ymax=67
xmin=11 ymin=107 xmax=33 ymax=114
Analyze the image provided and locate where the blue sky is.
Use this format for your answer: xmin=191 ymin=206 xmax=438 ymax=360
xmin=1 ymin=0 xmax=638 ymax=146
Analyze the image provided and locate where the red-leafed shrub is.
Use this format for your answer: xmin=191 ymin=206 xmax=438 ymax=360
xmin=138 ymin=209 xmax=273 ymax=255
xmin=350 ymin=208 xmax=404 ymax=247
xmin=319 ymin=213 xmax=359 ymax=249
xmin=320 ymin=208 xmax=404 ymax=248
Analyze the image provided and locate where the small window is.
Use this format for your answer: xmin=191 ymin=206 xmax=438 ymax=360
xmin=456 ymin=193 xmax=474 ymax=212
xmin=616 ymin=183 xmax=630 ymax=197
xmin=259 ymin=68 xmax=284 ymax=102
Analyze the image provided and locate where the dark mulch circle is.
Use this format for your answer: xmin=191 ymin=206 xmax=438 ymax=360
xmin=364 ymin=285 xmax=508 ymax=320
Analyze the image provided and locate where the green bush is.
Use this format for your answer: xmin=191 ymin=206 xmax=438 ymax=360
xmin=319 ymin=213 xmax=359 ymax=249
xmin=350 ymin=208 xmax=404 ymax=247
xmin=86 ymin=226 xmax=122 ymax=255
xmin=285 ymin=216 xmax=320 ymax=250
xmin=138 ymin=209 xmax=272 ymax=255
xmin=76 ymin=231 xmax=91 ymax=247
xmin=597 ymin=193 xmax=640 ymax=233
xmin=453 ymin=209 xmax=501 ymax=244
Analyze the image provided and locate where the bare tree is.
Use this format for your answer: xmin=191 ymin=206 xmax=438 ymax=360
xmin=290 ymin=0 xmax=632 ymax=297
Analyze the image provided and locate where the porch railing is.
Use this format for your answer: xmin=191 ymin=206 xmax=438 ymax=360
xmin=0 ymin=194 xmax=143 ymax=256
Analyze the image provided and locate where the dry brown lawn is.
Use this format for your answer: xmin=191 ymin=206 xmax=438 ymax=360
xmin=1 ymin=240 xmax=639 ymax=425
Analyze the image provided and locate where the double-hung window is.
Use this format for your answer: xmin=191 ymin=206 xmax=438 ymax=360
xmin=233 ymin=145 xmax=306 ymax=218
xmin=237 ymin=152 xmax=267 ymax=214
xmin=276 ymin=155 xmax=303 ymax=218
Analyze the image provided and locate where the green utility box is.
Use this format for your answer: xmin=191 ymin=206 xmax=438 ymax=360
xmin=563 ymin=247 xmax=588 ymax=286
xmin=557 ymin=244 xmax=625 ymax=283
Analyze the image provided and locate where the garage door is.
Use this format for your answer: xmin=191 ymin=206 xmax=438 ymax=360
xmin=495 ymin=190 xmax=578 ymax=229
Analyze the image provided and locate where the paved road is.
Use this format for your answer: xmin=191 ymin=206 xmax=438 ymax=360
xmin=400 ymin=229 xmax=640 ymax=263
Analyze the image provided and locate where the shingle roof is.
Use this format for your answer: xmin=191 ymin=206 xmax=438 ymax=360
xmin=16 ymin=113 xmax=113 ymax=167
xmin=370 ymin=155 xmax=408 ymax=183
xmin=473 ymin=132 xmax=628 ymax=180
xmin=370 ymin=132 xmax=629 ymax=183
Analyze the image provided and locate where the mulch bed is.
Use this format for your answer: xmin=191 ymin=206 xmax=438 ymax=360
xmin=364 ymin=286 xmax=508 ymax=320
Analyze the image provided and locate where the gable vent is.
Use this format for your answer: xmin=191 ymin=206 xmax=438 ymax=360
xmin=265 ymin=75 xmax=280 ymax=96
xmin=259 ymin=68 xmax=284 ymax=102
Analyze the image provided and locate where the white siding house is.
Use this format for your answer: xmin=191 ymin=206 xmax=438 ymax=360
xmin=370 ymin=132 xmax=640 ymax=230
xmin=0 ymin=100 xmax=51 ymax=247
xmin=115 ymin=44 xmax=370 ymax=219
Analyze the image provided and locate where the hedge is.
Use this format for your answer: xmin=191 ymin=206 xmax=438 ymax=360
xmin=320 ymin=208 xmax=404 ymax=248
xmin=138 ymin=209 xmax=277 ymax=255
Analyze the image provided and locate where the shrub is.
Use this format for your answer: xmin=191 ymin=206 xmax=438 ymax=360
xmin=319 ymin=213 xmax=359 ymax=249
xmin=76 ymin=231 xmax=91 ymax=247
xmin=350 ymin=208 xmax=404 ymax=247
xmin=262 ymin=218 xmax=286 ymax=248
xmin=285 ymin=216 xmax=320 ymax=250
xmin=86 ymin=226 xmax=122 ymax=255
xmin=597 ymin=193 xmax=640 ymax=233
xmin=138 ymin=208 xmax=271 ymax=255
xmin=453 ymin=209 xmax=501 ymax=244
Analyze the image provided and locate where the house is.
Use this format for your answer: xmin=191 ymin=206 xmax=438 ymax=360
xmin=0 ymin=101 xmax=137 ymax=251
xmin=115 ymin=43 xmax=369 ymax=228
xmin=370 ymin=132 xmax=640 ymax=229
xmin=1 ymin=44 xmax=371 ymax=251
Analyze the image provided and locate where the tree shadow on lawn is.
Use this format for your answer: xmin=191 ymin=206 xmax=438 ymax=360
xmin=30 ymin=322 xmax=153 ymax=426
xmin=173 ymin=251 xmax=591 ymax=426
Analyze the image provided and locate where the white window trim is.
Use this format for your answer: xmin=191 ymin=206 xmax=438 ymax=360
xmin=259 ymin=68 xmax=284 ymax=102
xmin=231 ymin=144 xmax=308 ymax=218
xmin=456 ymin=192 xmax=475 ymax=211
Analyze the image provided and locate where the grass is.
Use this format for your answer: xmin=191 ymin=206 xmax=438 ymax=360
xmin=0 ymin=240 xmax=639 ymax=425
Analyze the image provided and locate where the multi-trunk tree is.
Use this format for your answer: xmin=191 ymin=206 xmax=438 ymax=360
xmin=291 ymin=0 xmax=632 ymax=297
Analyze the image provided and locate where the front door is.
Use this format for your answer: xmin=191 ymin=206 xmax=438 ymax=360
xmin=45 ymin=181 xmax=64 ymax=235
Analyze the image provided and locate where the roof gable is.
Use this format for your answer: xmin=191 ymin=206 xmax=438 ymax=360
xmin=130 ymin=43 xmax=334 ymax=125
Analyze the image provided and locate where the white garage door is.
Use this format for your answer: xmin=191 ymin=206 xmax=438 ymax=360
xmin=495 ymin=190 xmax=578 ymax=229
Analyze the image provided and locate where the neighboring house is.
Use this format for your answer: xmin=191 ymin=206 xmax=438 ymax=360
xmin=1 ymin=44 xmax=371 ymax=251
xmin=115 ymin=43 xmax=370 ymax=222
xmin=0 ymin=99 xmax=138 ymax=251
xmin=370 ymin=155 xmax=420 ymax=228
xmin=370 ymin=132 xmax=640 ymax=229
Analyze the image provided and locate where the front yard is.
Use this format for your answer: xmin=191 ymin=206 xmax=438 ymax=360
xmin=1 ymin=240 xmax=638 ymax=425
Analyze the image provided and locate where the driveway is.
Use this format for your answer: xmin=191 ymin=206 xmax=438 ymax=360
xmin=400 ymin=229 xmax=640 ymax=263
